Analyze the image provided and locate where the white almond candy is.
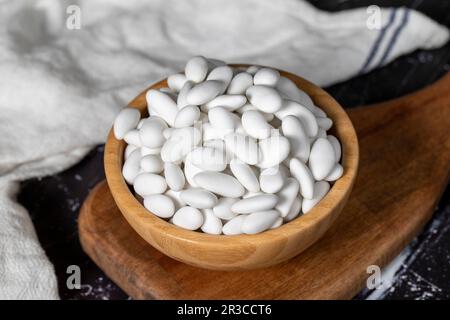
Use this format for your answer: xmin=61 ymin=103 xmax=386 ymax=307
xmin=275 ymin=100 xmax=318 ymax=137
xmin=270 ymin=217 xmax=283 ymax=229
xmin=224 ymin=133 xmax=259 ymax=165
xmin=164 ymin=162 xmax=185 ymax=191
xmin=281 ymin=115 xmax=310 ymax=162
xmin=177 ymin=80 xmax=195 ymax=109
xmin=204 ymin=94 xmax=247 ymax=112
xmin=174 ymin=105 xmax=200 ymax=128
xmin=309 ymin=138 xmax=336 ymax=180
xmin=187 ymin=80 xmax=223 ymax=105
xmin=123 ymin=129 xmax=141 ymax=146
xmin=222 ymin=215 xmax=246 ymax=235
xmin=302 ymin=181 xmax=330 ymax=214
xmin=185 ymin=56 xmax=209 ymax=83
xmin=143 ymin=194 xmax=175 ymax=218
xmin=194 ymin=172 xmax=245 ymax=198
xmin=246 ymin=85 xmax=282 ymax=113
xmin=122 ymin=149 xmax=142 ymax=184
xmin=133 ymin=173 xmax=167 ymax=197
xmin=161 ymin=127 xmax=201 ymax=162
xmin=317 ymin=117 xmax=333 ymax=131
xmin=167 ymin=73 xmax=188 ymax=92
xmin=184 ymin=152 xmax=204 ymax=187
xmin=231 ymin=194 xmax=278 ymax=214
xmin=206 ymin=66 xmax=233 ymax=94
xmin=325 ymin=163 xmax=343 ymax=181
xmin=276 ymin=76 xmax=315 ymax=111
xmin=213 ymin=197 xmax=238 ymax=220
xmin=253 ymin=68 xmax=280 ymax=87
xmin=284 ymin=197 xmax=302 ymax=222
xmin=165 ymin=189 xmax=186 ymax=210
xmin=124 ymin=145 xmax=138 ymax=160
xmin=227 ymin=72 xmax=253 ymax=94
xmin=141 ymin=146 xmax=161 ymax=156
xmin=114 ymin=108 xmax=140 ymax=139
xmin=242 ymin=210 xmax=280 ymax=234
xmin=201 ymin=209 xmax=223 ymax=235
xmin=140 ymin=155 xmax=163 ymax=173
xmin=258 ymin=135 xmax=290 ymax=168
xmin=146 ymin=90 xmax=178 ymax=126
xmin=289 ymin=158 xmax=314 ymax=199
xmin=189 ymin=147 xmax=227 ymax=172
xmin=208 ymin=107 xmax=240 ymax=132
xmin=180 ymin=189 xmax=218 ymax=209
xmin=275 ymin=178 xmax=300 ymax=217
xmin=241 ymin=110 xmax=272 ymax=140
xmin=259 ymin=167 xmax=285 ymax=194
xmin=246 ymin=66 xmax=260 ymax=75
xmin=229 ymin=159 xmax=260 ymax=192
xmin=172 ymin=206 xmax=204 ymax=230
xmin=327 ymin=135 xmax=341 ymax=162
xmin=139 ymin=117 xmax=168 ymax=148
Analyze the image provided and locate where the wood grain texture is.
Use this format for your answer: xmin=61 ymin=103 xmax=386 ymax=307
xmin=79 ymin=72 xmax=450 ymax=299
xmin=102 ymin=67 xmax=359 ymax=270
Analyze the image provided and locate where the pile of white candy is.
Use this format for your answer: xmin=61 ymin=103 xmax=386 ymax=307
xmin=113 ymin=56 xmax=343 ymax=235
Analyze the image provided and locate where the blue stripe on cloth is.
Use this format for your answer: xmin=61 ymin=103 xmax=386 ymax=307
xmin=358 ymin=8 xmax=397 ymax=75
xmin=376 ymin=8 xmax=410 ymax=68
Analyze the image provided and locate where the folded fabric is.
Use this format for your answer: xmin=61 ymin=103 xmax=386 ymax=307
xmin=0 ymin=0 xmax=448 ymax=299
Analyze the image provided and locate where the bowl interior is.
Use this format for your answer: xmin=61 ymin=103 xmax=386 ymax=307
xmin=104 ymin=65 xmax=359 ymax=250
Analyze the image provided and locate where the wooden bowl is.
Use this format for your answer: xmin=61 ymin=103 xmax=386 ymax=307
xmin=104 ymin=65 xmax=359 ymax=270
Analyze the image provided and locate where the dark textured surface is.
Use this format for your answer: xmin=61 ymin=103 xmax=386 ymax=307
xmin=18 ymin=1 xmax=450 ymax=299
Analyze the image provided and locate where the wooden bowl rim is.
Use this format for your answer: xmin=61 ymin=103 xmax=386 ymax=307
xmin=104 ymin=64 xmax=359 ymax=248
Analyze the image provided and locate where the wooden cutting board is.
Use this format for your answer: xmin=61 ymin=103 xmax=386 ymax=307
xmin=78 ymin=72 xmax=450 ymax=300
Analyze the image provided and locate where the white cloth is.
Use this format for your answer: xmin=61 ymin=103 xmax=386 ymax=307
xmin=0 ymin=0 xmax=448 ymax=299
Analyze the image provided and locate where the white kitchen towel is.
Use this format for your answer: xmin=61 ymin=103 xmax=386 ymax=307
xmin=0 ymin=0 xmax=448 ymax=299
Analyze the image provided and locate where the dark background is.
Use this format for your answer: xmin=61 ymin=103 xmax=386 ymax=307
xmin=18 ymin=0 xmax=450 ymax=299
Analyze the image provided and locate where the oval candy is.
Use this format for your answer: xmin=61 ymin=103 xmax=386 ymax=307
xmin=229 ymin=159 xmax=260 ymax=192
xmin=289 ymin=158 xmax=314 ymax=199
xmin=309 ymin=138 xmax=336 ymax=180
xmin=231 ymin=194 xmax=278 ymax=214
xmin=133 ymin=173 xmax=167 ymax=197
xmin=241 ymin=110 xmax=272 ymax=140
xmin=143 ymin=194 xmax=175 ymax=218
xmin=172 ymin=206 xmax=204 ymax=230
xmin=253 ymin=68 xmax=280 ymax=87
xmin=146 ymin=90 xmax=178 ymax=126
xmin=180 ymin=189 xmax=218 ymax=209
xmin=242 ymin=210 xmax=280 ymax=234
xmin=227 ymin=72 xmax=253 ymax=94
xmin=185 ymin=56 xmax=208 ymax=83
xmin=194 ymin=172 xmax=245 ymax=198
xmin=164 ymin=162 xmax=185 ymax=191
xmin=187 ymin=80 xmax=223 ymax=105
xmin=246 ymin=85 xmax=282 ymax=113
xmin=114 ymin=108 xmax=140 ymax=140
xmin=201 ymin=209 xmax=223 ymax=235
